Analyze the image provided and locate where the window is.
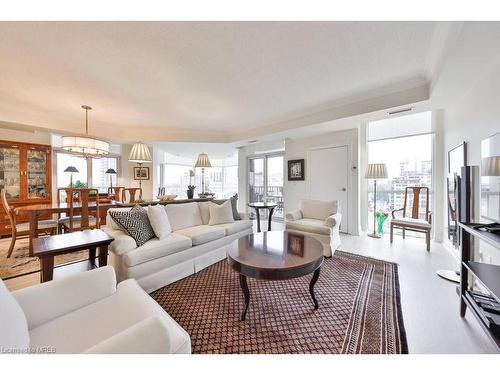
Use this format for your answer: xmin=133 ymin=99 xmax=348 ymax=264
xmin=56 ymin=153 xmax=88 ymax=188
xmin=367 ymin=112 xmax=433 ymax=234
xmin=163 ymin=164 xmax=194 ymax=198
xmin=92 ymin=157 xmax=118 ymax=193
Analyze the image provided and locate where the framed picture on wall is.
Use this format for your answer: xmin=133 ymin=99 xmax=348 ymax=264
xmin=133 ymin=166 xmax=150 ymax=180
xmin=288 ymin=159 xmax=305 ymax=181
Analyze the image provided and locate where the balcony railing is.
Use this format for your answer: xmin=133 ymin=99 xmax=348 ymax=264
xmin=249 ymin=185 xmax=284 ymax=218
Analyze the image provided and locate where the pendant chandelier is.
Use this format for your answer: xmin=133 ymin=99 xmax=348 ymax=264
xmin=62 ymin=105 xmax=110 ymax=158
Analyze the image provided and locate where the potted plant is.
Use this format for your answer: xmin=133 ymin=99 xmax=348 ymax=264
xmin=187 ymin=185 xmax=195 ymax=199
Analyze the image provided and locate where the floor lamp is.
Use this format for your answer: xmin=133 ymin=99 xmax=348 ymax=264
xmin=128 ymin=142 xmax=152 ymax=202
xmin=64 ymin=166 xmax=79 ymax=187
xmin=195 ymin=153 xmax=212 ymax=194
xmin=366 ymin=163 xmax=388 ymax=238
xmin=105 ymin=168 xmax=117 ymax=195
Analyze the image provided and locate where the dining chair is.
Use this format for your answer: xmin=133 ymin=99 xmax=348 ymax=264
xmin=122 ymin=187 xmax=142 ymax=204
xmin=390 ymin=186 xmax=432 ymax=251
xmin=1 ymin=189 xmax=57 ymax=258
xmin=63 ymin=188 xmax=100 ymax=233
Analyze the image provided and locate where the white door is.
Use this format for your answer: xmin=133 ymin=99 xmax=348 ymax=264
xmin=308 ymin=145 xmax=349 ymax=233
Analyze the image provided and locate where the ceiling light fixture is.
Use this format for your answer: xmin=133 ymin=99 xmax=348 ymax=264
xmin=61 ymin=105 xmax=110 ymax=158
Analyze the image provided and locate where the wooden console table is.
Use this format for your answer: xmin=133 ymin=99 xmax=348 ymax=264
xmin=32 ymin=229 xmax=114 ymax=283
xmin=458 ymin=222 xmax=500 ymax=351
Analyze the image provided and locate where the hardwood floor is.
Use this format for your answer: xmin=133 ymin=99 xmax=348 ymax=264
xmin=2 ymin=219 xmax=497 ymax=353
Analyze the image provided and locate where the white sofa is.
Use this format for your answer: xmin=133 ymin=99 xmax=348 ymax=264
xmin=285 ymin=199 xmax=342 ymax=257
xmin=104 ymin=201 xmax=253 ymax=293
xmin=0 ymin=266 xmax=191 ymax=354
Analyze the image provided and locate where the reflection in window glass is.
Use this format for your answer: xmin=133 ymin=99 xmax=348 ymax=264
xmin=92 ymin=157 xmax=118 ymax=193
xmin=56 ymin=153 xmax=88 ymax=188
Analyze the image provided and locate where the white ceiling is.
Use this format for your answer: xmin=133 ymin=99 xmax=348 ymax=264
xmin=0 ymin=21 xmax=441 ymax=143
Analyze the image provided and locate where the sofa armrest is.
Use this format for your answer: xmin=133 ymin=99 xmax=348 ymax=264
xmin=325 ymin=212 xmax=342 ymax=228
xmin=103 ymin=228 xmax=138 ymax=255
xmin=83 ymin=317 xmax=172 ymax=354
xmin=285 ymin=210 xmax=302 ymax=221
xmin=13 ymin=266 xmax=117 ymax=330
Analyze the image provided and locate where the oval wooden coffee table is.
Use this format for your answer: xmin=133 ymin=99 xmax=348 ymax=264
xmin=227 ymin=230 xmax=324 ymax=321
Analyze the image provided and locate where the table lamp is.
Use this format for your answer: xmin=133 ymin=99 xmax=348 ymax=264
xmin=195 ymin=153 xmax=211 ymax=194
xmin=366 ymin=163 xmax=388 ymax=238
xmin=64 ymin=166 xmax=79 ymax=187
xmin=128 ymin=142 xmax=152 ymax=202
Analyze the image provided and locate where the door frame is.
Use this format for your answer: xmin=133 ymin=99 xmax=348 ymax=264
xmin=247 ymin=151 xmax=285 ymax=220
xmin=306 ymin=144 xmax=350 ymax=234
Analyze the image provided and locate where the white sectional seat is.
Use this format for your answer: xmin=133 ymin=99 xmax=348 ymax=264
xmin=176 ymin=225 xmax=226 ymax=245
xmin=105 ymin=200 xmax=252 ymax=293
xmin=0 ymin=266 xmax=191 ymax=354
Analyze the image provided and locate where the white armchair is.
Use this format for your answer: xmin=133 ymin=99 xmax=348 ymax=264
xmin=0 ymin=266 xmax=191 ymax=354
xmin=285 ymin=199 xmax=342 ymax=257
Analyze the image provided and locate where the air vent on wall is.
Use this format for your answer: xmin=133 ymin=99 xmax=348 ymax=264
xmin=247 ymin=140 xmax=258 ymax=143
xmin=388 ymin=107 xmax=413 ymax=116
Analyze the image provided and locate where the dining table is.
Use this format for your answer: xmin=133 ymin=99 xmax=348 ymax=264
xmin=16 ymin=200 xmax=119 ymax=256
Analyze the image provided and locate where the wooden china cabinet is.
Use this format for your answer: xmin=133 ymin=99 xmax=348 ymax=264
xmin=0 ymin=140 xmax=52 ymax=237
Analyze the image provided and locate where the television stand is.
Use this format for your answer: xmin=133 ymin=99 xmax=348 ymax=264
xmin=458 ymin=223 xmax=500 ymax=352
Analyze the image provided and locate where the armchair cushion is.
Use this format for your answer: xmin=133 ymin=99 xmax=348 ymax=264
xmin=391 ymin=217 xmax=431 ymax=229
xmin=285 ymin=210 xmax=302 ymax=221
xmin=13 ymin=266 xmax=117 ymax=330
xmin=299 ymin=199 xmax=338 ymax=220
xmin=286 ymin=218 xmax=330 ymax=236
xmin=0 ymin=279 xmax=30 ymax=350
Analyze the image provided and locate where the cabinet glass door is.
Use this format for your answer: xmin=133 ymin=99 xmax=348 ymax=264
xmin=26 ymin=147 xmax=48 ymax=199
xmin=0 ymin=145 xmax=21 ymax=199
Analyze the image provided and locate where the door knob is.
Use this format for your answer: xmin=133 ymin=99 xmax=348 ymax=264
xmin=341 ymin=188 xmax=346 ymax=191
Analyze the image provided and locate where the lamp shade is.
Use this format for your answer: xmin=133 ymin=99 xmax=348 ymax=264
xmin=128 ymin=142 xmax=152 ymax=163
xmin=105 ymin=168 xmax=117 ymax=174
xmin=195 ymin=153 xmax=211 ymax=168
xmin=482 ymin=156 xmax=500 ymax=176
xmin=64 ymin=166 xmax=79 ymax=173
xmin=366 ymin=163 xmax=388 ymax=179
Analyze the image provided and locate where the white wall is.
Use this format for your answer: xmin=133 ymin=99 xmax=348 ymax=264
xmin=284 ymin=128 xmax=360 ymax=235
xmin=440 ymin=58 xmax=500 ymax=265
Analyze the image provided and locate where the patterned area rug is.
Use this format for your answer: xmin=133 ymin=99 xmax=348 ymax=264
xmin=0 ymin=237 xmax=88 ymax=279
xmin=151 ymin=251 xmax=408 ymax=354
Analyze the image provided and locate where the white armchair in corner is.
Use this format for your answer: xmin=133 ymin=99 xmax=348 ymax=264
xmin=285 ymin=199 xmax=342 ymax=257
xmin=0 ymin=266 xmax=191 ymax=354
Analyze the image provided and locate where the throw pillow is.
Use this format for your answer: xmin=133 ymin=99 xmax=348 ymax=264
xmin=147 ymin=204 xmax=172 ymax=240
xmin=213 ymin=194 xmax=241 ymax=220
xmin=109 ymin=205 xmax=156 ymax=247
xmin=208 ymin=200 xmax=235 ymax=225
xmin=198 ymin=201 xmax=211 ymax=225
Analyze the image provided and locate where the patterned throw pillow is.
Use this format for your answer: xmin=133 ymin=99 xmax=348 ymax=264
xmin=109 ymin=205 xmax=156 ymax=247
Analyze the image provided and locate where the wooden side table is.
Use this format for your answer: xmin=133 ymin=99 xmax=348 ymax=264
xmin=247 ymin=202 xmax=278 ymax=232
xmin=32 ymin=229 xmax=114 ymax=283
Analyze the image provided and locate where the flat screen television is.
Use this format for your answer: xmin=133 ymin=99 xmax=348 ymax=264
xmin=480 ymin=131 xmax=500 ymax=224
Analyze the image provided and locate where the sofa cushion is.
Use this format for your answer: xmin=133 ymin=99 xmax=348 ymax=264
xmin=208 ymin=200 xmax=234 ymax=225
xmin=299 ymin=199 xmax=338 ymax=220
xmin=109 ymin=205 xmax=156 ymax=247
xmin=122 ymin=233 xmax=192 ymax=267
xmin=0 ymin=280 xmax=30 ymax=350
xmin=175 ymin=225 xmax=226 ymax=245
xmin=147 ymin=204 xmax=172 ymax=240
xmin=213 ymin=219 xmax=253 ymax=236
xmin=198 ymin=202 xmax=210 ymax=225
xmin=165 ymin=202 xmax=202 ymax=231
xmin=213 ymin=194 xmax=241 ymax=220
xmin=28 ymin=279 xmax=191 ymax=354
xmin=286 ymin=218 xmax=330 ymax=236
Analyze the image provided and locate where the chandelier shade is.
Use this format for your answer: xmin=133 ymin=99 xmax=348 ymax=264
xmin=61 ymin=105 xmax=109 ymax=158
xmin=128 ymin=142 xmax=152 ymax=163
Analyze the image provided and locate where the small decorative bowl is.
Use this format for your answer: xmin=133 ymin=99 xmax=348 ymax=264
xmin=158 ymin=194 xmax=178 ymax=201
